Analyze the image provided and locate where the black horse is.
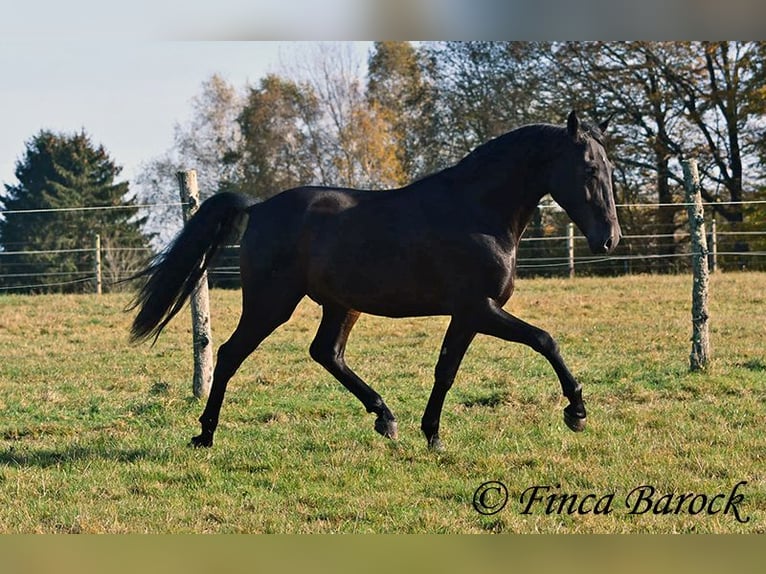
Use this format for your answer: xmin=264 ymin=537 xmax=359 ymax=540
xmin=130 ymin=111 xmax=621 ymax=451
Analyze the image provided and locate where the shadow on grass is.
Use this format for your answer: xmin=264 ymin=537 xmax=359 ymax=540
xmin=0 ymin=444 xmax=161 ymax=468
xmin=458 ymin=390 xmax=509 ymax=409
xmin=740 ymin=359 xmax=766 ymax=372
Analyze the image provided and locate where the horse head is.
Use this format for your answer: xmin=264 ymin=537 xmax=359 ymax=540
xmin=549 ymin=110 xmax=622 ymax=254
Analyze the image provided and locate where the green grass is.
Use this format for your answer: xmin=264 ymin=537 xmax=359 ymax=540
xmin=0 ymin=273 xmax=764 ymax=533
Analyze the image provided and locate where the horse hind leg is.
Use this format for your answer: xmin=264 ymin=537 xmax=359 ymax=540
xmin=309 ymin=304 xmax=398 ymax=440
xmin=191 ymin=281 xmax=304 ymax=448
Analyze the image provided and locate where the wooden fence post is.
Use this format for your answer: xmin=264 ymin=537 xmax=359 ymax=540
xmin=567 ymin=222 xmax=575 ymax=279
xmin=710 ymin=218 xmax=718 ymax=273
xmin=177 ymin=170 xmax=213 ymax=399
xmin=681 ymin=159 xmax=711 ymax=371
xmin=94 ymin=233 xmax=102 ymax=295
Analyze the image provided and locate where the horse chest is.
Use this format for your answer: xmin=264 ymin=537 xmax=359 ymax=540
xmin=463 ymin=231 xmax=516 ymax=298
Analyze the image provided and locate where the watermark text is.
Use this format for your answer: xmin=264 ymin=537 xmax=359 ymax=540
xmin=472 ymin=480 xmax=750 ymax=523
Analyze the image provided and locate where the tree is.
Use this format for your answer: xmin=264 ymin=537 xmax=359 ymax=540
xmin=648 ymin=41 xmax=766 ymax=223
xmin=367 ymin=41 xmax=436 ymax=181
xmin=134 ymin=74 xmax=245 ymax=248
xmin=421 ymin=41 xmax=552 ymax=167
xmin=280 ymin=42 xmax=406 ymax=190
xmin=540 ymin=42 xmax=766 ymax=268
xmin=174 ymin=73 xmax=245 ymax=197
xmin=237 ymin=74 xmax=321 ymax=199
xmin=238 ymin=42 xmax=405 ymax=193
xmin=340 ymin=98 xmax=405 ymax=188
xmin=0 ymin=130 xmax=148 ymax=292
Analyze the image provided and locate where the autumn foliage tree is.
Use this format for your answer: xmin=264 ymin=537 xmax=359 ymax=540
xmin=367 ymin=41 xmax=437 ymax=181
xmin=237 ymin=74 xmax=321 ymax=198
xmin=134 ymin=41 xmax=766 ymax=272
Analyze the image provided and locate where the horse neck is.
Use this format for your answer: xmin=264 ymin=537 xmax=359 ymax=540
xmin=452 ymin=125 xmax=566 ymax=239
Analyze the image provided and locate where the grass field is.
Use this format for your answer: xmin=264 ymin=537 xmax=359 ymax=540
xmin=0 ymin=272 xmax=763 ymax=533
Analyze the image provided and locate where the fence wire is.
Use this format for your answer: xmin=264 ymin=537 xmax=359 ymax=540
xmin=1 ymin=200 xmax=765 ymax=293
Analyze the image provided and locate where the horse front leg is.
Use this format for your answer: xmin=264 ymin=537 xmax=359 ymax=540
xmin=470 ymin=298 xmax=587 ymax=432
xmin=421 ymin=319 xmax=475 ymax=450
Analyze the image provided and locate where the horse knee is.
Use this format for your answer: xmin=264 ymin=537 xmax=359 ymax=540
xmin=534 ymin=331 xmax=558 ymax=356
xmin=433 ymin=361 xmax=451 ymax=384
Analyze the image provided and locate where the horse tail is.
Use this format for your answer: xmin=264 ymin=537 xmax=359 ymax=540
xmin=128 ymin=191 xmax=254 ymax=344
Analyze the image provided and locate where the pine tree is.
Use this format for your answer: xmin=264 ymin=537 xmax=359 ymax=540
xmin=0 ymin=130 xmax=148 ymax=292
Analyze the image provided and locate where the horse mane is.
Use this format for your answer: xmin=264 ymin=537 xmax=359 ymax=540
xmin=450 ymin=124 xmax=570 ymax=183
xmin=461 ymin=124 xmax=565 ymax=162
xmin=406 ymin=120 xmax=605 ymax=192
xmin=404 ymin=124 xmax=552 ymax=189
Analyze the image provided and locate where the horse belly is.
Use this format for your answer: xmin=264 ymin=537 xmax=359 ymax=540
xmin=307 ymin=235 xmax=456 ymax=317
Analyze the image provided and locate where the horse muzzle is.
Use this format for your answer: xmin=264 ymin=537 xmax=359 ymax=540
xmin=587 ymin=229 xmax=621 ymax=254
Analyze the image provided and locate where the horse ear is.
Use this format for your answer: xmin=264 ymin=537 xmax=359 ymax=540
xmin=567 ymin=110 xmax=579 ymax=139
xmin=598 ymin=112 xmax=615 ymax=133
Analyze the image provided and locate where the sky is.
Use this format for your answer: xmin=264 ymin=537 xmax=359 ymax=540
xmin=1 ymin=0 xmax=761 ymax=195
xmin=0 ymin=41 xmax=372 ymax=191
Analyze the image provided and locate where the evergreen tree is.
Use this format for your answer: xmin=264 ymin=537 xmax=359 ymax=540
xmin=0 ymin=130 xmax=148 ymax=292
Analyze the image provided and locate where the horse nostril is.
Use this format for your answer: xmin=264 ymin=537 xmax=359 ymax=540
xmin=604 ymin=236 xmax=614 ymax=251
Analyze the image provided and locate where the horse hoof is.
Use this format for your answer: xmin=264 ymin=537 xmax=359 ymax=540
xmin=375 ymin=417 xmax=398 ymax=440
xmin=563 ymin=409 xmax=586 ymax=432
xmin=190 ymin=434 xmax=213 ymax=448
xmin=427 ymin=436 xmax=445 ymax=452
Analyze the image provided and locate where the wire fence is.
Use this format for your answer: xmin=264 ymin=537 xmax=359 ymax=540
xmin=1 ymin=199 xmax=765 ymax=293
